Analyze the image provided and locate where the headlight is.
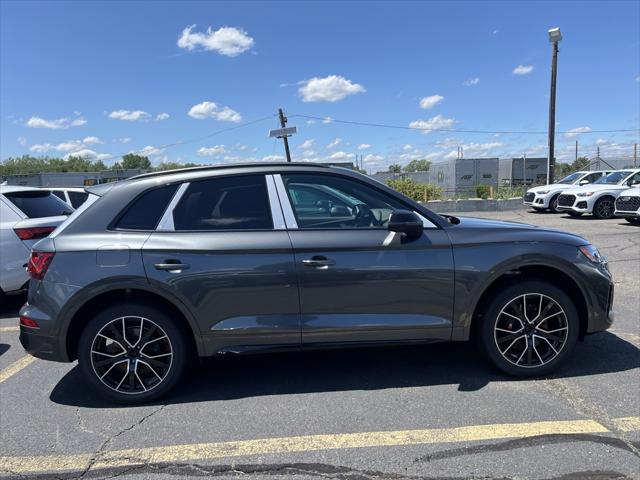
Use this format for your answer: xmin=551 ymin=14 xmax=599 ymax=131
xmin=537 ymin=190 xmax=550 ymax=195
xmin=576 ymin=191 xmax=594 ymax=197
xmin=579 ymin=244 xmax=606 ymax=265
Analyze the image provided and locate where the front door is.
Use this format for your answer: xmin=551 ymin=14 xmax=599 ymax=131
xmin=277 ymin=173 xmax=455 ymax=345
xmin=142 ymin=174 xmax=300 ymax=353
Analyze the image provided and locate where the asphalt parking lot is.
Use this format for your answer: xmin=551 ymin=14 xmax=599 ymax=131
xmin=0 ymin=209 xmax=638 ymax=480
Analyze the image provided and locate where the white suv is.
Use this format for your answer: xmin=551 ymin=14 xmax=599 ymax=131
xmin=0 ymin=186 xmax=72 ymax=295
xmin=556 ymin=169 xmax=640 ymax=219
xmin=43 ymin=187 xmax=90 ymax=208
xmin=524 ymin=170 xmax=612 ymax=213
xmin=614 ymin=186 xmax=640 ymax=224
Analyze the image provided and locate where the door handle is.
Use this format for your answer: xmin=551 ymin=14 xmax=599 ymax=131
xmin=154 ymin=260 xmax=190 ymax=271
xmin=302 ymin=256 xmax=336 ymax=268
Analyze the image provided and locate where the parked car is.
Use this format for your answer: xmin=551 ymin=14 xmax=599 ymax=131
xmin=523 ymin=170 xmax=612 ymax=213
xmin=43 ymin=187 xmax=90 ymax=209
xmin=0 ymin=186 xmax=73 ymax=296
xmin=556 ymin=169 xmax=640 ymax=218
xmin=614 ymin=186 xmax=640 ymax=224
xmin=20 ymin=163 xmax=614 ymax=403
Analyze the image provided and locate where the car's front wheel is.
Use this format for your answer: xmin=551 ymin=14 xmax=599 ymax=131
xmin=477 ymin=281 xmax=579 ymax=377
xmin=78 ymin=302 xmax=188 ymax=404
xmin=548 ymin=194 xmax=561 ymax=213
xmin=593 ymin=196 xmax=616 ymax=219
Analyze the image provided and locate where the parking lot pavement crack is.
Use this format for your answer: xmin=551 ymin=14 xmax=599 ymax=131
xmin=75 ymin=404 xmax=167 ymax=480
xmin=75 ymin=408 xmax=108 ymax=440
xmin=541 ymin=379 xmax=640 ymax=458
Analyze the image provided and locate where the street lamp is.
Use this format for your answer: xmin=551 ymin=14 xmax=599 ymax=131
xmin=547 ymin=27 xmax=562 ymax=184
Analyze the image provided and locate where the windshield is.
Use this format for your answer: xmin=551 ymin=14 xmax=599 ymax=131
xmin=594 ymin=171 xmax=631 ymax=184
xmin=3 ymin=190 xmax=73 ymax=218
xmin=558 ymin=172 xmax=584 ymax=184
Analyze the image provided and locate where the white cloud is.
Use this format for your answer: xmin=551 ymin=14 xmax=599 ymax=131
xmin=155 ymin=113 xmax=170 ymax=121
xmin=357 ymin=143 xmax=371 ymax=150
xmin=635 ymin=75 xmax=640 ymax=82
xmin=363 ymin=154 xmax=383 ymax=162
xmin=419 ymin=94 xmax=444 ymax=109
xmin=17 ymin=136 xmax=27 ymax=146
xmin=197 ymin=145 xmax=226 ymax=156
xmin=262 ymin=154 xmax=285 ymax=162
xmin=512 ymin=64 xmax=534 ymax=75
xmin=298 ymin=75 xmax=365 ymax=102
xmin=298 ymin=139 xmax=315 ymax=150
xmin=115 ymin=137 xmax=132 ymax=144
xmin=492 ymin=29 xmax=499 ymax=35
xmin=595 ymin=138 xmax=608 ymax=145
xmin=564 ymin=126 xmax=592 ymax=138
xmin=409 ymin=115 xmax=457 ymax=134
xmin=138 ymin=145 xmax=165 ymax=156
xmin=82 ymin=136 xmax=102 ymax=145
xmin=26 ymin=115 xmax=86 ymax=129
xmin=62 ymin=149 xmax=110 ymax=161
xmin=322 ymin=116 xmax=333 ymax=124
xmin=177 ymin=25 xmax=254 ymax=57
xmin=30 ymin=137 xmax=103 ymax=153
xmin=188 ymin=101 xmax=242 ymax=123
xmin=306 ymin=119 xmax=316 ymax=125
xmin=328 ymin=151 xmax=355 ymax=160
xmin=108 ymin=110 xmax=150 ymax=121
xmin=403 ymin=144 xmax=412 ymax=151
xmin=327 ymin=137 xmax=342 ymax=149
xmin=463 ymin=77 xmax=480 ymax=86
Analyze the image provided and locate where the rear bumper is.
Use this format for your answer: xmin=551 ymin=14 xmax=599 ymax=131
xmin=19 ymin=327 xmax=69 ymax=362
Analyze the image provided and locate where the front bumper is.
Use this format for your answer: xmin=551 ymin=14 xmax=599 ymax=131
xmin=524 ymin=193 xmax=551 ymax=209
xmin=614 ymin=210 xmax=640 ymax=218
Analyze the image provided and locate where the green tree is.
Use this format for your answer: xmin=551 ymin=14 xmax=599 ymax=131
xmin=387 ymin=178 xmax=442 ymax=202
xmin=119 ymin=153 xmax=151 ymax=170
xmin=403 ymin=159 xmax=432 ymax=172
xmin=156 ymin=161 xmax=200 ymax=171
xmin=388 ymin=164 xmax=402 ymax=173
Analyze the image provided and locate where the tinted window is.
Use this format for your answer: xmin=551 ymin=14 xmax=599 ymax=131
xmin=68 ymin=191 xmax=89 ymax=208
xmin=52 ymin=190 xmax=66 ymax=201
xmin=3 ymin=191 xmax=73 ymax=218
xmin=115 ymin=184 xmax=179 ymax=230
xmin=283 ymin=174 xmax=404 ymax=229
xmin=173 ymin=175 xmax=272 ymax=231
xmin=595 ymin=171 xmax=631 ymax=184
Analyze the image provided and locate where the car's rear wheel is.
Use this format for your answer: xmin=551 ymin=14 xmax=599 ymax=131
xmin=78 ymin=302 xmax=187 ymax=404
xmin=477 ymin=281 xmax=579 ymax=377
xmin=593 ymin=197 xmax=615 ymax=219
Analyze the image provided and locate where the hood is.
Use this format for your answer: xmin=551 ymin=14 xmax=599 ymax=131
xmin=617 ymin=187 xmax=640 ymax=198
xmin=527 ymin=183 xmax=574 ymax=193
xmin=561 ymin=182 xmax=628 ymax=194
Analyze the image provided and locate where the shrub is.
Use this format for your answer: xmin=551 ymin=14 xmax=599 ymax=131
xmin=387 ymin=178 xmax=442 ymax=202
xmin=475 ymin=184 xmax=492 ymax=199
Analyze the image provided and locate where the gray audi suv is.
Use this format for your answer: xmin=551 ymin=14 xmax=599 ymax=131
xmin=19 ymin=163 xmax=614 ymax=403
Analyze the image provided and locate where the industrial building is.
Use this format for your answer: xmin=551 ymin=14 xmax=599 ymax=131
xmin=428 ymin=158 xmax=499 ymax=194
xmin=2 ymin=169 xmax=147 ymax=187
xmin=498 ymin=157 xmax=548 ymax=186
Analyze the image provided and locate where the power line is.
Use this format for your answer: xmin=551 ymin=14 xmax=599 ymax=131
xmin=290 ymin=114 xmax=640 ymax=136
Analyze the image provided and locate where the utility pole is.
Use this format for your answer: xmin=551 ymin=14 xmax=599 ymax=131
xmin=278 ymin=109 xmax=292 ymax=162
xmin=523 ymin=153 xmax=527 ymax=186
xmin=596 ymin=146 xmax=601 ymax=170
xmin=634 ymin=143 xmax=637 ymax=167
xmin=575 ymin=140 xmax=578 ymax=163
xmin=547 ymin=27 xmax=562 ymax=184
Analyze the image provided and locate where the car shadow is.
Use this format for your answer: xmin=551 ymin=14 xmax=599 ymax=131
xmin=0 ymin=344 xmax=10 ymax=357
xmin=0 ymin=293 xmax=26 ymax=319
xmin=49 ymin=331 xmax=639 ymax=408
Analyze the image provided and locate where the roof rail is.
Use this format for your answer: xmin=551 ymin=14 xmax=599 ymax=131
xmin=129 ymin=162 xmax=331 ymax=180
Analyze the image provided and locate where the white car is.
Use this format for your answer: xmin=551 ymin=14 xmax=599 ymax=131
xmin=43 ymin=187 xmax=90 ymax=208
xmin=614 ymin=186 xmax=640 ymax=224
xmin=0 ymin=186 xmax=72 ymax=295
xmin=523 ymin=170 xmax=612 ymax=213
xmin=556 ymin=169 xmax=640 ymax=219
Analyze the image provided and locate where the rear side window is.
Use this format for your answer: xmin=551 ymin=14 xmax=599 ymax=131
xmin=52 ymin=190 xmax=66 ymax=201
xmin=3 ymin=191 xmax=73 ymax=218
xmin=68 ymin=191 xmax=89 ymax=208
xmin=173 ymin=175 xmax=272 ymax=231
xmin=114 ymin=184 xmax=179 ymax=230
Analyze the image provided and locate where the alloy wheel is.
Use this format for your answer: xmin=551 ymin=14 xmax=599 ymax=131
xmin=493 ymin=293 xmax=568 ymax=368
xmin=596 ymin=199 xmax=614 ymax=218
xmin=90 ymin=316 xmax=173 ymax=395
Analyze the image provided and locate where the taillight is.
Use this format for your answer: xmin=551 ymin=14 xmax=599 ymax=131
xmin=14 ymin=226 xmax=56 ymax=240
xmin=27 ymin=252 xmax=55 ymax=280
xmin=19 ymin=316 xmax=40 ymax=329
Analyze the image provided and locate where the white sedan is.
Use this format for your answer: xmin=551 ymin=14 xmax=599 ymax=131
xmin=523 ymin=170 xmax=612 ymax=213
xmin=556 ymin=169 xmax=640 ymax=219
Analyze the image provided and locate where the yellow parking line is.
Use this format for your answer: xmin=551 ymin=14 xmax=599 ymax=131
xmin=612 ymin=416 xmax=640 ymax=432
xmin=0 ymin=326 xmax=19 ymax=333
xmin=0 ymin=355 xmax=36 ymax=384
xmin=1 ymin=417 xmax=637 ymax=476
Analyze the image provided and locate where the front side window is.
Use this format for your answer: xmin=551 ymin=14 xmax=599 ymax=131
xmin=595 ymin=171 xmax=631 ymax=185
xmin=282 ymin=174 xmax=404 ymax=229
xmin=173 ymin=175 xmax=272 ymax=231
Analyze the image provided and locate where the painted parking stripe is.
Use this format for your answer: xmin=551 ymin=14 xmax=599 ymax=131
xmin=0 ymin=326 xmax=19 ymax=333
xmin=0 ymin=417 xmax=638 ymax=476
xmin=0 ymin=355 xmax=36 ymax=384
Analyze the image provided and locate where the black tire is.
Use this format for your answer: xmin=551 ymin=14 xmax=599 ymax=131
xmin=625 ymin=217 xmax=640 ymax=225
xmin=477 ymin=281 xmax=579 ymax=377
xmin=78 ymin=302 xmax=188 ymax=404
xmin=548 ymin=194 xmax=561 ymax=213
xmin=593 ymin=196 xmax=616 ymax=219
xmin=567 ymin=211 xmax=582 ymax=217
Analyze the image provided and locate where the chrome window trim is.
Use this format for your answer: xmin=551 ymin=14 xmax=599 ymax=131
xmin=266 ymin=175 xmax=286 ymax=230
xmin=156 ymin=182 xmax=190 ymax=231
xmin=273 ymin=174 xmax=299 ymax=229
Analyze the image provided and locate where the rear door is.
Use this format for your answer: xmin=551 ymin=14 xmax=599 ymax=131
xmin=141 ymin=174 xmax=300 ymax=353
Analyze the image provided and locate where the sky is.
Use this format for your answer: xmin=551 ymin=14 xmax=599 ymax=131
xmin=1 ymin=0 xmax=639 ymax=173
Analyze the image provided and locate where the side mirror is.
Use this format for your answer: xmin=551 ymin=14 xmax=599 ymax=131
xmin=579 ymin=179 xmax=589 ymax=185
xmin=388 ymin=210 xmax=423 ymax=239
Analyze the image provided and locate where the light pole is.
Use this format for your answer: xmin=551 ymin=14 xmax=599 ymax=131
xmin=547 ymin=27 xmax=562 ymax=184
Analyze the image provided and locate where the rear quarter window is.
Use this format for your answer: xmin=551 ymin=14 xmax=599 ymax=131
xmin=114 ymin=184 xmax=179 ymax=230
xmin=68 ymin=191 xmax=89 ymax=208
xmin=3 ymin=191 xmax=73 ymax=218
